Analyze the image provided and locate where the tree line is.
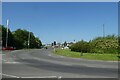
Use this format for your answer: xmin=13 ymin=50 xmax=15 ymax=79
xmin=70 ymin=35 xmax=118 ymax=54
xmin=0 ymin=25 xmax=42 ymax=49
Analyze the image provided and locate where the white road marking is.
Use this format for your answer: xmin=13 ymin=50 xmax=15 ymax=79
xmin=58 ymin=76 xmax=62 ymax=79
xmin=4 ymin=62 xmax=20 ymax=64
xmin=21 ymin=76 xmax=58 ymax=78
xmin=48 ymin=54 xmax=51 ymax=56
xmin=0 ymin=73 xmax=20 ymax=78
xmin=2 ymin=59 xmax=7 ymax=62
xmin=60 ymin=56 xmax=64 ymax=58
xmin=21 ymin=58 xmax=25 ymax=59
xmin=2 ymin=59 xmax=20 ymax=64
xmin=0 ymin=73 xmax=59 ymax=78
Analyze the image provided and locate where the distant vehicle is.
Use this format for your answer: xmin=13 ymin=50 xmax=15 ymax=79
xmin=2 ymin=47 xmax=14 ymax=51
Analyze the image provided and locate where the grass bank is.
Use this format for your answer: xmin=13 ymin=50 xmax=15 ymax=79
xmin=54 ymin=49 xmax=118 ymax=61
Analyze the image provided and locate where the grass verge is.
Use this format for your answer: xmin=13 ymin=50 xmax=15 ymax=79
xmin=54 ymin=49 xmax=118 ymax=61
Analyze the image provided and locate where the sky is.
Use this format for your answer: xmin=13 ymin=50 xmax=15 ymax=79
xmin=2 ymin=2 xmax=118 ymax=44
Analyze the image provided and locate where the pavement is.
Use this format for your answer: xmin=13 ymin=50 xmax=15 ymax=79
xmin=1 ymin=47 xmax=119 ymax=79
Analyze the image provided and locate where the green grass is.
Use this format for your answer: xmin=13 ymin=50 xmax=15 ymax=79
xmin=54 ymin=49 xmax=118 ymax=61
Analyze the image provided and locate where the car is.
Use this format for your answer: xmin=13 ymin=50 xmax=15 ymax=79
xmin=2 ymin=47 xmax=14 ymax=51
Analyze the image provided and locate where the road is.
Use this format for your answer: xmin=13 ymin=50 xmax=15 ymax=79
xmin=1 ymin=47 xmax=118 ymax=79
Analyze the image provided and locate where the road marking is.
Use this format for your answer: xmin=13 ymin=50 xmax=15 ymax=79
xmin=4 ymin=62 xmax=20 ymax=64
xmin=2 ymin=59 xmax=7 ymax=62
xmin=2 ymin=60 xmax=20 ymax=64
xmin=21 ymin=58 xmax=25 ymax=59
xmin=21 ymin=76 xmax=58 ymax=78
xmin=60 ymin=56 xmax=64 ymax=58
xmin=0 ymin=73 xmax=20 ymax=78
xmin=1 ymin=73 xmax=62 ymax=79
xmin=58 ymin=76 xmax=62 ymax=79
xmin=48 ymin=54 xmax=51 ymax=56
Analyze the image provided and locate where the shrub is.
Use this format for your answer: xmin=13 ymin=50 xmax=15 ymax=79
xmin=70 ymin=35 xmax=118 ymax=54
xmin=90 ymin=35 xmax=118 ymax=53
xmin=70 ymin=40 xmax=91 ymax=53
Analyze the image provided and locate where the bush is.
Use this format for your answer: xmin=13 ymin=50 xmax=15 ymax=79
xmin=90 ymin=35 xmax=118 ymax=53
xmin=70 ymin=40 xmax=91 ymax=53
xmin=70 ymin=35 xmax=118 ymax=54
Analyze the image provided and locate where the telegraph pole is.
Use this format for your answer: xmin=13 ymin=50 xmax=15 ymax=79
xmin=28 ymin=28 xmax=30 ymax=49
xmin=6 ymin=19 xmax=9 ymax=48
xmin=103 ymin=24 xmax=105 ymax=37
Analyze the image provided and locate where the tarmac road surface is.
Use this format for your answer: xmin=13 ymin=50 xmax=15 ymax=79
xmin=1 ymin=47 xmax=118 ymax=79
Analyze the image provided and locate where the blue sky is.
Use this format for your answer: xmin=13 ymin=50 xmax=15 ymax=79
xmin=2 ymin=2 xmax=118 ymax=44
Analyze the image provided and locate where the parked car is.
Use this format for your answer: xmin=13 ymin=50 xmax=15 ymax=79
xmin=2 ymin=47 xmax=14 ymax=51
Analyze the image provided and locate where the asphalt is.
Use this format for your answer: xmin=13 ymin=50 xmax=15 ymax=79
xmin=1 ymin=47 xmax=119 ymax=79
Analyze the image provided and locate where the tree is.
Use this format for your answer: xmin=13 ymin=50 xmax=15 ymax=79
xmin=0 ymin=25 xmax=42 ymax=49
xmin=53 ymin=41 xmax=56 ymax=46
xmin=0 ymin=26 xmax=1 ymax=37
xmin=13 ymin=29 xmax=42 ymax=49
xmin=63 ymin=41 xmax=67 ymax=47
xmin=1 ymin=25 xmax=15 ymax=48
xmin=31 ymin=37 xmax=42 ymax=48
xmin=12 ymin=29 xmax=28 ymax=49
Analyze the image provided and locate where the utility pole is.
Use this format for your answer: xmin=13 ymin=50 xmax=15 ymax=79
xmin=28 ymin=28 xmax=30 ymax=49
xmin=103 ymin=24 xmax=105 ymax=37
xmin=103 ymin=24 xmax=105 ymax=53
xmin=6 ymin=19 xmax=9 ymax=48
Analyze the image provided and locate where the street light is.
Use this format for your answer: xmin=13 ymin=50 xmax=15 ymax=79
xmin=6 ymin=19 xmax=9 ymax=48
xmin=28 ymin=27 xmax=30 ymax=49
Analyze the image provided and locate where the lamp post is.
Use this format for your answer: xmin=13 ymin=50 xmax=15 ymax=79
xmin=28 ymin=30 xmax=30 ymax=49
xmin=6 ymin=19 xmax=9 ymax=48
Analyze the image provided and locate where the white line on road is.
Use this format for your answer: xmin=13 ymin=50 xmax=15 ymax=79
xmin=2 ymin=59 xmax=7 ymax=62
xmin=21 ymin=58 xmax=25 ymax=59
xmin=58 ymin=76 xmax=62 ymax=79
xmin=2 ymin=59 xmax=20 ymax=64
xmin=48 ymin=54 xmax=51 ymax=56
xmin=21 ymin=76 xmax=61 ymax=78
xmin=0 ymin=73 xmax=20 ymax=78
xmin=60 ymin=56 xmax=64 ymax=58
xmin=0 ymin=73 xmax=62 ymax=79
xmin=4 ymin=62 xmax=20 ymax=64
